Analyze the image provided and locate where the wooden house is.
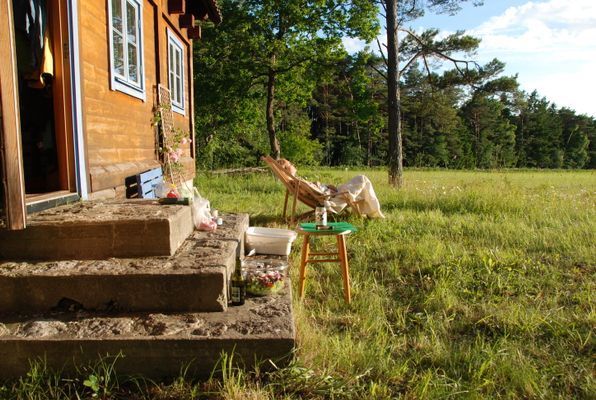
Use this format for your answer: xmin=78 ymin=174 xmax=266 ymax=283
xmin=0 ymin=0 xmax=221 ymax=230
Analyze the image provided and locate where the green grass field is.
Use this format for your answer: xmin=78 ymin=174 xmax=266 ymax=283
xmin=197 ymin=168 xmax=595 ymax=399
xmin=3 ymin=169 xmax=594 ymax=399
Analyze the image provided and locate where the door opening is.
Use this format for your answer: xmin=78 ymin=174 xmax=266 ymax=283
xmin=11 ymin=0 xmax=72 ymax=198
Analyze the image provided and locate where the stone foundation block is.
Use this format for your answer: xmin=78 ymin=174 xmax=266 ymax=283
xmin=0 ymin=201 xmax=194 ymax=261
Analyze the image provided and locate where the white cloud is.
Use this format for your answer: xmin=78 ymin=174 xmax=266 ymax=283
xmin=471 ymin=0 xmax=596 ymax=116
xmin=342 ymin=0 xmax=596 ymax=116
xmin=342 ymin=37 xmax=368 ymax=54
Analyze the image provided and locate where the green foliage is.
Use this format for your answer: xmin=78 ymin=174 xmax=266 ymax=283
xmin=0 ymin=354 xmax=126 ymax=400
xmin=461 ymin=95 xmax=517 ymax=168
xmin=309 ymin=51 xmax=387 ymax=167
xmin=279 ymin=131 xmax=323 ymax=166
xmin=194 ymin=0 xmax=380 ymax=160
xmin=517 ymin=91 xmax=564 ymax=168
xmin=3 ymin=358 xmax=71 ymax=400
xmin=560 ymin=108 xmax=591 ymax=169
xmin=193 ymin=0 xmax=594 ymax=171
xmin=78 ymin=352 xmax=122 ymax=399
xmin=402 ymin=65 xmax=462 ymax=168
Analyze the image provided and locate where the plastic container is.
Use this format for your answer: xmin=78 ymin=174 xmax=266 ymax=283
xmin=245 ymin=227 xmax=297 ymax=256
xmin=243 ymin=259 xmax=288 ymax=296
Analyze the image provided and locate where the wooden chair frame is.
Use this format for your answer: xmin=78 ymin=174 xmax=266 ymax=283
xmin=262 ymin=156 xmax=362 ymax=224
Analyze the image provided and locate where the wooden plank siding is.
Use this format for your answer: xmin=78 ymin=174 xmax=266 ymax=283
xmin=79 ymin=0 xmax=195 ymax=194
xmin=159 ymin=1 xmax=194 ymax=169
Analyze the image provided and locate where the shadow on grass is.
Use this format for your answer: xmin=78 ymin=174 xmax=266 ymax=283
xmin=382 ymin=196 xmax=523 ymax=217
xmin=249 ymin=214 xmax=286 ymax=226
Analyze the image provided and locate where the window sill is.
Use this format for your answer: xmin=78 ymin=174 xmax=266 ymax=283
xmin=172 ymin=104 xmax=186 ymax=116
xmin=111 ymin=79 xmax=146 ymax=102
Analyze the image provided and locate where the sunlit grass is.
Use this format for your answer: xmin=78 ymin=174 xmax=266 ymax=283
xmin=197 ymin=168 xmax=595 ymax=399
xmin=3 ymin=169 xmax=594 ymax=399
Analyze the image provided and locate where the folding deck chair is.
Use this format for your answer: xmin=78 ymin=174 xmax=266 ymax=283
xmin=262 ymin=156 xmax=362 ymax=224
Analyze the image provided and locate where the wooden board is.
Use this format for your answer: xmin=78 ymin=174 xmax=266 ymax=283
xmin=125 ymin=166 xmax=163 ymax=198
xmin=0 ymin=0 xmax=26 ymax=229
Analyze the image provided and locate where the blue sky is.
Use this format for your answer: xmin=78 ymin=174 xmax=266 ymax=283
xmin=344 ymin=0 xmax=596 ymax=117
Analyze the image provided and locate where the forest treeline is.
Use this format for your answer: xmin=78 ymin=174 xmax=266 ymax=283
xmin=193 ymin=0 xmax=595 ymax=170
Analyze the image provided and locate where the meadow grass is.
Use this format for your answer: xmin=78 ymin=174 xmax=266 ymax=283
xmin=2 ymin=169 xmax=594 ymax=399
xmin=197 ymin=168 xmax=594 ymax=399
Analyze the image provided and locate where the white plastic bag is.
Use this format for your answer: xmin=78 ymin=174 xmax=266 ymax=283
xmin=192 ymin=190 xmax=216 ymax=231
xmin=153 ymin=181 xmax=168 ymax=198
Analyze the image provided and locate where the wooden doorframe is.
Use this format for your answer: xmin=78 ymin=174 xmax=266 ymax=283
xmin=0 ymin=0 xmax=27 ymax=230
xmin=67 ymin=0 xmax=89 ymax=200
xmin=50 ymin=0 xmax=77 ymax=193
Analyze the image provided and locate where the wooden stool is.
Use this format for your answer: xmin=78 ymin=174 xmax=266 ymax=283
xmin=296 ymin=222 xmax=357 ymax=304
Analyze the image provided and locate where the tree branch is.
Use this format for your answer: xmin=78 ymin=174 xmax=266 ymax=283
xmin=376 ymin=37 xmax=388 ymax=67
xmin=370 ymin=63 xmax=387 ymax=80
xmin=399 ymin=51 xmax=422 ymax=74
xmin=400 ymin=27 xmax=481 ymax=77
xmin=422 ymin=55 xmax=434 ymax=86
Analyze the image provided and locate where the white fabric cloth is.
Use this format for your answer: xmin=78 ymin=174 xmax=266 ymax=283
xmin=327 ymin=175 xmax=385 ymax=218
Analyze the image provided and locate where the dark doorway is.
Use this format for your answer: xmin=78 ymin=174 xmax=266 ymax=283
xmin=12 ymin=0 xmax=60 ymax=194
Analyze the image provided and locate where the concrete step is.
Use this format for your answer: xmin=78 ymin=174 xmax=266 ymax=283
xmin=0 ymin=200 xmax=194 ymax=260
xmin=0 ymin=213 xmax=250 ymax=314
xmin=0 ymin=288 xmax=295 ymax=379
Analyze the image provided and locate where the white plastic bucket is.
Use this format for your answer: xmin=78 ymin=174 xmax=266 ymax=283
xmin=245 ymin=227 xmax=297 ymax=256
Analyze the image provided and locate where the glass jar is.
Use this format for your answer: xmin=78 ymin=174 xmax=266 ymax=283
xmin=315 ymin=206 xmax=327 ymax=226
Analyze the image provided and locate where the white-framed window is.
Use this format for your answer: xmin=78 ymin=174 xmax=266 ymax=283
xmin=167 ymin=30 xmax=185 ymax=114
xmin=108 ymin=0 xmax=145 ymax=100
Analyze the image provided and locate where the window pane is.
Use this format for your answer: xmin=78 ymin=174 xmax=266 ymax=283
xmin=126 ymin=1 xmax=138 ymax=45
xmin=176 ymin=76 xmax=181 ymax=104
xmin=128 ymin=44 xmax=138 ymax=83
xmin=176 ymin=49 xmax=181 ymax=77
xmin=167 ymin=34 xmax=184 ymax=110
xmin=169 ymin=71 xmax=175 ymax=95
xmin=113 ymin=32 xmax=125 ymax=76
xmin=169 ymin=45 xmax=174 ymax=76
xmin=111 ymin=0 xmax=122 ymax=34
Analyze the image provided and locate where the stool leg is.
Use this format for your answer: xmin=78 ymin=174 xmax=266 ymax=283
xmin=337 ymin=234 xmax=351 ymax=304
xmin=298 ymin=234 xmax=310 ymax=299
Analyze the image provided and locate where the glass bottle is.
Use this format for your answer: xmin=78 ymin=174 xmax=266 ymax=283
xmin=315 ymin=205 xmax=327 ymax=226
xmin=230 ymin=241 xmax=245 ymax=306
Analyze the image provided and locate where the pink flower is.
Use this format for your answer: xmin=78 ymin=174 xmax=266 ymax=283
xmin=169 ymin=150 xmax=180 ymax=162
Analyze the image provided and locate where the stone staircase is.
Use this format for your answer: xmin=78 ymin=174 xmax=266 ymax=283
xmin=0 ymin=201 xmax=295 ymax=379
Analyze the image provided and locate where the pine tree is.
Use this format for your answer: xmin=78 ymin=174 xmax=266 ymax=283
xmin=461 ymin=95 xmax=516 ymax=168
xmin=559 ymin=108 xmax=590 ymax=169
xmin=521 ymin=92 xmax=563 ymax=168
xmin=402 ymin=66 xmax=461 ymax=167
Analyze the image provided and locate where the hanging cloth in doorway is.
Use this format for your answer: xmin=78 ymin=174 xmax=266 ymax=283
xmin=13 ymin=0 xmax=54 ymax=88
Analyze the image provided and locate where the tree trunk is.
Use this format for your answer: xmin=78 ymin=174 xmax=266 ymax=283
xmin=386 ymin=0 xmax=403 ymax=187
xmin=367 ymin=122 xmax=372 ymax=167
xmin=266 ymin=54 xmax=280 ymax=159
